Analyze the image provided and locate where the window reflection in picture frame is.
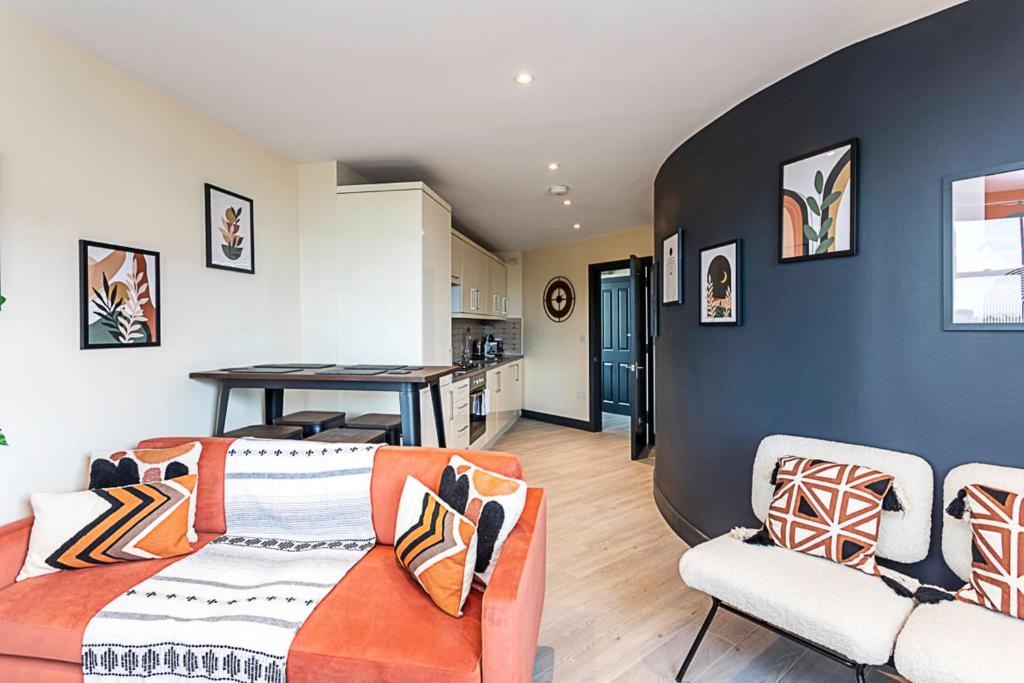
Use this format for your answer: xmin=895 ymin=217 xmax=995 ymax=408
xmin=944 ymin=161 xmax=1024 ymax=331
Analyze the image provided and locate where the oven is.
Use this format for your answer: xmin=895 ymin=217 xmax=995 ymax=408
xmin=468 ymin=373 xmax=487 ymax=445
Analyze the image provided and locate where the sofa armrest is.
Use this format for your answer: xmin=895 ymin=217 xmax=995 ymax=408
xmin=481 ymin=488 xmax=547 ymax=683
xmin=0 ymin=517 xmax=33 ymax=589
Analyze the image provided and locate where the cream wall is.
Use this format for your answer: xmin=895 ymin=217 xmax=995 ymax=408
xmin=0 ymin=6 xmax=301 ymax=522
xmin=522 ymin=227 xmax=653 ymax=421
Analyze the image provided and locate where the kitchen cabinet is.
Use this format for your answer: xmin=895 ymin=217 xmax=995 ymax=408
xmin=487 ymin=256 xmax=507 ymax=317
xmin=452 ymin=231 xmax=507 ymax=320
xmin=449 ymin=378 xmax=471 ymax=448
xmin=510 ymin=360 xmax=523 ymax=414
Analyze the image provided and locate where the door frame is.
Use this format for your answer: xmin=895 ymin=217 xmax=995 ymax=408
xmin=587 ymin=256 xmax=654 ymax=432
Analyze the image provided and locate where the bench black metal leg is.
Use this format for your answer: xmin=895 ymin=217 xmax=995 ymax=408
xmin=675 ymin=598 xmax=719 ymax=682
xmin=854 ymin=664 xmax=867 ymax=683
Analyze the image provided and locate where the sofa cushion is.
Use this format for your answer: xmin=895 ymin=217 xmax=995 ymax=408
xmin=395 ymin=476 xmax=478 ymax=617
xmin=679 ymin=533 xmax=914 ymax=664
xmin=439 ymin=455 xmax=527 ymax=587
xmin=760 ymin=456 xmax=893 ymax=576
xmin=0 ymin=536 xmax=482 ymax=683
xmin=894 ymin=599 xmax=1024 ymax=683
xmin=89 ymin=441 xmax=202 ymax=542
xmin=137 ymin=438 xmax=524 ymax=546
xmin=16 ymin=475 xmax=197 ymax=582
xmin=952 ymin=483 xmax=1024 ymax=620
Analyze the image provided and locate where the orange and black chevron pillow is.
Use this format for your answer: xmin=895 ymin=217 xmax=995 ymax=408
xmin=394 ymin=476 xmax=478 ymax=617
xmin=947 ymin=483 xmax=1024 ymax=620
xmin=746 ymin=456 xmax=898 ymax=576
xmin=16 ymin=475 xmax=196 ymax=582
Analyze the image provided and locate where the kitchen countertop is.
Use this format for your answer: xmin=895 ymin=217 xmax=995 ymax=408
xmin=448 ymin=355 xmax=523 ymax=381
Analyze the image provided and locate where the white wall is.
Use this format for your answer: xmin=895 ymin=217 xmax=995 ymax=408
xmin=0 ymin=6 xmax=301 ymax=522
xmin=521 ymin=227 xmax=653 ymax=421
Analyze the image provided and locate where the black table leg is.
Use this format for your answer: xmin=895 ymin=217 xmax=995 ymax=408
xmin=430 ymin=382 xmax=447 ymax=448
xmin=399 ymin=386 xmax=422 ymax=446
xmin=214 ymin=384 xmax=232 ymax=436
xmin=264 ymin=388 xmax=284 ymax=425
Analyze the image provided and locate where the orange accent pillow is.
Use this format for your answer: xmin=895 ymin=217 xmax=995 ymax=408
xmin=17 ymin=475 xmax=196 ymax=581
xmin=761 ymin=456 xmax=894 ymax=576
xmin=394 ymin=476 xmax=477 ymax=617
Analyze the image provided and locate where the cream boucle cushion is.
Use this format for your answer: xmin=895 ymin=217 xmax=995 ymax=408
xmin=894 ymin=599 xmax=1024 ymax=683
xmin=752 ymin=435 xmax=933 ymax=563
xmin=678 ymin=533 xmax=915 ymax=665
xmin=942 ymin=462 xmax=1024 ymax=582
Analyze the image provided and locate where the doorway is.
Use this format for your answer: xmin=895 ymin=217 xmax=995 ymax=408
xmin=587 ymin=256 xmax=655 ymax=459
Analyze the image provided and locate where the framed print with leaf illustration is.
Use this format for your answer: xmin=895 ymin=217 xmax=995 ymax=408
xmin=944 ymin=160 xmax=1024 ymax=330
xmin=779 ymin=139 xmax=857 ymax=262
xmin=205 ymin=183 xmax=254 ymax=273
xmin=700 ymin=239 xmax=741 ymax=326
xmin=79 ymin=240 xmax=160 ymax=349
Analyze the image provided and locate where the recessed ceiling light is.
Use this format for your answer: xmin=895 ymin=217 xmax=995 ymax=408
xmin=514 ymin=72 xmax=534 ymax=85
xmin=563 ymin=199 xmax=572 ymax=206
xmin=547 ymin=162 xmax=559 ymax=171
xmin=573 ymin=223 xmax=581 ymax=230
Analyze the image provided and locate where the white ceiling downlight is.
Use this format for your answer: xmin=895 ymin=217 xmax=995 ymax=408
xmin=573 ymin=223 xmax=581 ymax=230
xmin=547 ymin=162 xmax=559 ymax=171
xmin=562 ymin=199 xmax=572 ymax=206
xmin=514 ymin=72 xmax=534 ymax=85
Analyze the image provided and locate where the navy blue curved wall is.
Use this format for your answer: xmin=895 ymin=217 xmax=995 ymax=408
xmin=653 ymin=0 xmax=1024 ymax=585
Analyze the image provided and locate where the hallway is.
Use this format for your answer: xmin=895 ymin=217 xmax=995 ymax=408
xmin=495 ymin=419 xmax=904 ymax=682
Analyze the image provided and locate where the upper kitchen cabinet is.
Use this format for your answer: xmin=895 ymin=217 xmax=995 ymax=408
xmin=302 ymin=179 xmax=453 ymax=367
xmin=451 ymin=231 xmax=507 ymax=320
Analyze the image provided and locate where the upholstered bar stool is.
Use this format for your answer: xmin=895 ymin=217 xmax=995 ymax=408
xmin=222 ymin=424 xmax=303 ymax=439
xmin=345 ymin=413 xmax=402 ymax=445
xmin=272 ymin=411 xmax=346 ymax=438
xmin=305 ymin=428 xmax=387 ymax=444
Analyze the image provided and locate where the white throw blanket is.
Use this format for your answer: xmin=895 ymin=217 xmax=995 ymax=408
xmin=81 ymin=438 xmax=380 ymax=682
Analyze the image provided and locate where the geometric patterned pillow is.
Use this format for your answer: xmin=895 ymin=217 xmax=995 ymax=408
xmin=954 ymin=483 xmax=1024 ymax=620
xmin=438 ymin=455 xmax=527 ymax=587
xmin=763 ymin=456 xmax=895 ymax=576
xmin=88 ymin=442 xmax=201 ymax=542
xmin=16 ymin=474 xmax=197 ymax=582
xmin=394 ymin=476 xmax=478 ymax=617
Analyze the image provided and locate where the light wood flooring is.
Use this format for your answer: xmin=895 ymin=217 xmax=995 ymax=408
xmin=492 ymin=418 xmax=904 ymax=683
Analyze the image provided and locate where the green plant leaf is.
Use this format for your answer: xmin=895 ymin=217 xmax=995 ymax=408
xmin=814 ymin=171 xmax=824 ymax=194
xmin=816 ymin=237 xmax=835 ymax=254
xmin=0 ymin=431 xmax=7 ymax=447
xmin=819 ymin=217 xmax=834 ymax=240
xmin=803 ymin=224 xmax=818 ymax=242
xmin=0 ymin=294 xmax=6 ymax=307
xmin=821 ymin=191 xmax=843 ymax=209
xmin=807 ymin=196 xmax=821 ymax=216
xmin=1007 ymin=211 xmax=1024 ymax=218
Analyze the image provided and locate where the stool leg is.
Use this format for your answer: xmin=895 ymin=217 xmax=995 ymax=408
xmin=853 ymin=664 xmax=867 ymax=683
xmin=675 ymin=598 xmax=719 ymax=682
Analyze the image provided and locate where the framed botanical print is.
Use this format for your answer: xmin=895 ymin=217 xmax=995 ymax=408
xmin=700 ymin=239 xmax=741 ymax=326
xmin=205 ymin=183 xmax=254 ymax=274
xmin=944 ymin=160 xmax=1024 ymax=330
xmin=80 ymin=240 xmax=160 ymax=349
xmin=779 ymin=139 xmax=857 ymax=262
xmin=661 ymin=228 xmax=684 ymax=305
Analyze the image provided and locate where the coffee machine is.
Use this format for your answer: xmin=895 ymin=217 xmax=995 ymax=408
xmin=483 ymin=334 xmax=504 ymax=360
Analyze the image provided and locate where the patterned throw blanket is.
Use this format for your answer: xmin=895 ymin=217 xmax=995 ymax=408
xmin=81 ymin=439 xmax=380 ymax=682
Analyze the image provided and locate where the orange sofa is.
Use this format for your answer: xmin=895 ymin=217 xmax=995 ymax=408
xmin=0 ymin=438 xmax=547 ymax=683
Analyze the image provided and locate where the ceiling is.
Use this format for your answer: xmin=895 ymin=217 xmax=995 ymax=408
xmin=4 ymin=0 xmax=963 ymax=251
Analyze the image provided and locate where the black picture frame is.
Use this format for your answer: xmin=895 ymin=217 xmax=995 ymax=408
xmin=943 ymin=159 xmax=1024 ymax=331
xmin=661 ymin=227 xmax=684 ymax=305
xmin=205 ymin=183 xmax=255 ymax=274
xmin=699 ymin=238 xmax=742 ymax=326
xmin=778 ymin=138 xmax=858 ymax=263
xmin=79 ymin=239 xmax=161 ymax=350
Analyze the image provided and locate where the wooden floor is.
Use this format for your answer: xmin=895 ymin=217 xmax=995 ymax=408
xmin=493 ymin=417 xmax=903 ymax=683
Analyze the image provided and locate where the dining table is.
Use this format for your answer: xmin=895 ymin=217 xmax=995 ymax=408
xmin=189 ymin=364 xmax=457 ymax=447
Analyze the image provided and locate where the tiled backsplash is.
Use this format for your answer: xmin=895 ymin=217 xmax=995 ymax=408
xmin=451 ymin=318 xmax=523 ymax=361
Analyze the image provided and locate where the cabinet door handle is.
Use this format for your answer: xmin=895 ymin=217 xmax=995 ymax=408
xmin=457 ymin=425 xmax=469 ymax=433
xmin=456 ymin=402 xmax=468 ymax=410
